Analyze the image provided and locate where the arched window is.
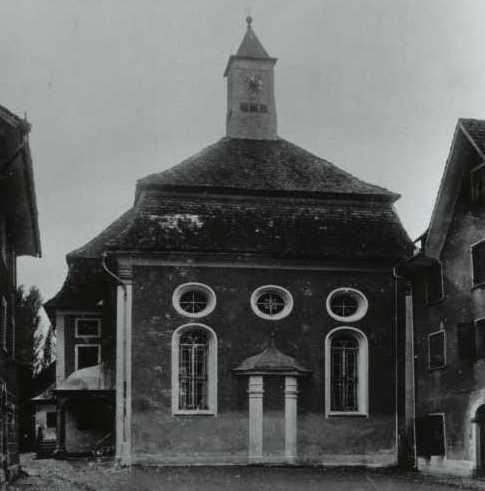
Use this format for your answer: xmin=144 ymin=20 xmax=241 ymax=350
xmin=171 ymin=324 xmax=217 ymax=415
xmin=325 ymin=327 xmax=368 ymax=417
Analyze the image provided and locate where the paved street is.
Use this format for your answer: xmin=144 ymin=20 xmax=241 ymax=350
xmin=7 ymin=454 xmax=485 ymax=491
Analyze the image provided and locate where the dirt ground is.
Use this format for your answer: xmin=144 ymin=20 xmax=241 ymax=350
xmin=7 ymin=453 xmax=485 ymax=491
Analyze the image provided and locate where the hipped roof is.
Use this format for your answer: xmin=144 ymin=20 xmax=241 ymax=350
xmin=137 ymin=138 xmax=398 ymax=200
xmin=233 ymin=340 xmax=311 ymax=376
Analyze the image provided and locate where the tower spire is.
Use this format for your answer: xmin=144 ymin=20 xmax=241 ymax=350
xmin=224 ymin=18 xmax=278 ymax=140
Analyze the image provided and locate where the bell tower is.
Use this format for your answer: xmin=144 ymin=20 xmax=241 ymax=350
xmin=224 ymin=17 xmax=278 ymax=140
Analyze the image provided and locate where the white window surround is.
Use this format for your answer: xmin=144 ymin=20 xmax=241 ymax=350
xmin=0 ymin=296 xmax=7 ymax=350
xmin=324 ymin=326 xmax=369 ymax=417
xmin=172 ymin=282 xmax=217 ymax=319
xmin=171 ymin=323 xmax=218 ymax=416
xmin=250 ymin=285 xmax=294 ymax=321
xmin=428 ymin=328 xmax=446 ymax=370
xmin=75 ymin=318 xmax=101 ymax=338
xmin=75 ymin=343 xmax=101 ymax=371
xmin=326 ymin=288 xmax=368 ymax=323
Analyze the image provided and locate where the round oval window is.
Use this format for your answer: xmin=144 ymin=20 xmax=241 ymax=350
xmin=172 ymin=283 xmax=216 ymax=319
xmin=326 ymin=288 xmax=368 ymax=322
xmin=251 ymin=285 xmax=293 ymax=320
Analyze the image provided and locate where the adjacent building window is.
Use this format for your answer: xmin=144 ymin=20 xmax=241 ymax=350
xmin=250 ymin=285 xmax=293 ymax=320
xmin=75 ymin=344 xmax=101 ymax=370
xmin=471 ymin=163 xmax=485 ymax=203
xmin=416 ymin=414 xmax=445 ymax=457
xmin=326 ymin=288 xmax=368 ymax=323
xmin=172 ymin=283 xmax=216 ymax=319
xmin=75 ymin=318 xmax=101 ymax=338
xmin=475 ymin=318 xmax=485 ymax=359
xmin=0 ymin=216 xmax=7 ymax=264
xmin=458 ymin=322 xmax=476 ymax=361
xmin=0 ymin=296 xmax=7 ymax=351
xmin=424 ymin=261 xmax=444 ymax=304
xmin=428 ymin=329 xmax=446 ymax=370
xmin=472 ymin=241 xmax=485 ymax=286
xmin=325 ymin=327 xmax=369 ymax=416
xmin=171 ymin=324 xmax=217 ymax=415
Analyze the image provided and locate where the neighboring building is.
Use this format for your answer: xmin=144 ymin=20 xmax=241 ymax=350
xmin=45 ymin=18 xmax=412 ymax=466
xmin=0 ymin=105 xmax=41 ymax=482
xmin=31 ymin=362 xmax=56 ymax=458
xmin=402 ymin=119 xmax=485 ymax=477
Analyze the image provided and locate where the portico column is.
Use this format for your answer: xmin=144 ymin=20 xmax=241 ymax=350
xmin=56 ymin=398 xmax=67 ymax=456
xmin=248 ymin=375 xmax=264 ymax=460
xmin=284 ymin=376 xmax=298 ymax=462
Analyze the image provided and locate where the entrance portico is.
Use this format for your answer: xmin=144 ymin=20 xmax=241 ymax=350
xmin=233 ymin=338 xmax=311 ymax=463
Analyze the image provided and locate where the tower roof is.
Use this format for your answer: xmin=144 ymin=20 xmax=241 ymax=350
xmin=224 ymin=17 xmax=277 ymax=76
xmin=136 ymin=137 xmax=398 ymax=199
xmin=236 ymin=16 xmax=270 ymax=59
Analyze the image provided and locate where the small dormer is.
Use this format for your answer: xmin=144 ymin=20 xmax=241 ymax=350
xmin=224 ymin=17 xmax=278 ymax=140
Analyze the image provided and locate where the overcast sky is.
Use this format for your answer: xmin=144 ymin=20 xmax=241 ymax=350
xmin=2 ymin=0 xmax=485 ymax=302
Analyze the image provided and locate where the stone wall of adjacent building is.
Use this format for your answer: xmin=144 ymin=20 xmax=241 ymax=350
xmin=413 ymin=155 xmax=485 ymax=476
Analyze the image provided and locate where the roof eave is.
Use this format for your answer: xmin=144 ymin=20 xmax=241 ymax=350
xmin=223 ymin=55 xmax=278 ymax=77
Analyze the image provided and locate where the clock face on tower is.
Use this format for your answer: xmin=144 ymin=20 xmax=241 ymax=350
xmin=245 ymin=73 xmax=263 ymax=93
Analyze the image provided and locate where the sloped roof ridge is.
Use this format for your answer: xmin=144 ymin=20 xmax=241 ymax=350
xmin=459 ymin=118 xmax=485 ymax=157
xmin=0 ymin=104 xmax=29 ymax=130
xmin=67 ymin=207 xmax=135 ymax=259
xmin=137 ymin=137 xmax=397 ymax=198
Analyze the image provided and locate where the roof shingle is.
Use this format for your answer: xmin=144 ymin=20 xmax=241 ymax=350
xmin=137 ymin=138 xmax=398 ymax=200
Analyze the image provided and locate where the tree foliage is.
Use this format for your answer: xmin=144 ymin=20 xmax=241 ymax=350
xmin=15 ymin=285 xmax=48 ymax=373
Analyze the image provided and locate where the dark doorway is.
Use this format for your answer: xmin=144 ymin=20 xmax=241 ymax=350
xmin=476 ymin=405 xmax=485 ymax=475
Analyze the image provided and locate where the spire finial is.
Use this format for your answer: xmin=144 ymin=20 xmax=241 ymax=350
xmin=246 ymin=15 xmax=252 ymax=29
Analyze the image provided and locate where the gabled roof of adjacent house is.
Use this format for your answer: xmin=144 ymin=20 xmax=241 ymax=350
xmin=425 ymin=118 xmax=485 ymax=258
xmin=0 ymin=104 xmax=41 ymax=257
xmin=461 ymin=119 xmax=485 ymax=155
xmin=136 ymin=137 xmax=399 ymax=201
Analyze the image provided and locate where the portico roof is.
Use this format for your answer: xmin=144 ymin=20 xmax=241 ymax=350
xmin=233 ymin=338 xmax=311 ymax=376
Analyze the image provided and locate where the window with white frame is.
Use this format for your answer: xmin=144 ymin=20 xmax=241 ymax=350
xmin=472 ymin=241 xmax=485 ymax=286
xmin=250 ymin=285 xmax=293 ymax=320
xmin=325 ymin=327 xmax=368 ymax=416
xmin=171 ymin=324 xmax=217 ymax=415
xmin=75 ymin=318 xmax=101 ymax=338
xmin=75 ymin=344 xmax=101 ymax=370
xmin=0 ymin=296 xmax=7 ymax=351
xmin=326 ymin=288 xmax=368 ymax=323
xmin=428 ymin=329 xmax=446 ymax=370
xmin=172 ymin=283 xmax=216 ymax=319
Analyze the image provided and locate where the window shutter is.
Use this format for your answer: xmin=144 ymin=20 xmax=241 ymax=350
xmin=429 ymin=331 xmax=446 ymax=369
xmin=473 ymin=242 xmax=485 ymax=285
xmin=476 ymin=319 xmax=485 ymax=359
xmin=458 ymin=322 xmax=476 ymax=361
